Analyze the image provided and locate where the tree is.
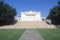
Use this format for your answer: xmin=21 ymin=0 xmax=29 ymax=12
xmin=0 ymin=0 xmax=17 ymax=25
xmin=58 ymin=0 xmax=60 ymax=5
xmin=47 ymin=0 xmax=60 ymax=25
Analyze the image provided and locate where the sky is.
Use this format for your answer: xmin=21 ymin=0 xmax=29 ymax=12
xmin=4 ymin=0 xmax=58 ymax=18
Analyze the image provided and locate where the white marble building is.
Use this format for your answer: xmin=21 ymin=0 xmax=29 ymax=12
xmin=20 ymin=11 xmax=42 ymax=21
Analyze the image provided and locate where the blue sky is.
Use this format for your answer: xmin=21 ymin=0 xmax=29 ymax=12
xmin=4 ymin=0 xmax=58 ymax=17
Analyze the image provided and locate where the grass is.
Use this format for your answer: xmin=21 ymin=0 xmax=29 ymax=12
xmin=0 ymin=29 xmax=25 ymax=40
xmin=37 ymin=29 xmax=60 ymax=40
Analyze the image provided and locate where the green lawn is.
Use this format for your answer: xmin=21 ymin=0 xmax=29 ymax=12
xmin=37 ymin=29 xmax=60 ymax=40
xmin=0 ymin=29 xmax=25 ymax=40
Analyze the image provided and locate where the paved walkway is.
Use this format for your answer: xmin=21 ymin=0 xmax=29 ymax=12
xmin=18 ymin=29 xmax=44 ymax=40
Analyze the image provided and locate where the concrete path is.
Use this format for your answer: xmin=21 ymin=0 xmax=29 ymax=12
xmin=18 ymin=29 xmax=44 ymax=40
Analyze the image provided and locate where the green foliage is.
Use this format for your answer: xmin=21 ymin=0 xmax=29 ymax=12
xmin=47 ymin=1 xmax=60 ymax=25
xmin=58 ymin=0 xmax=60 ymax=5
xmin=0 ymin=0 xmax=17 ymax=25
xmin=47 ymin=6 xmax=60 ymax=19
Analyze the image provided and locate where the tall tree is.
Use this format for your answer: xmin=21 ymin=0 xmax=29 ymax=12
xmin=47 ymin=0 xmax=60 ymax=25
xmin=0 ymin=0 xmax=17 ymax=25
xmin=58 ymin=0 xmax=60 ymax=5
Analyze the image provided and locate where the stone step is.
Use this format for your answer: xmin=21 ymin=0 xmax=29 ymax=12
xmin=0 ymin=21 xmax=56 ymax=29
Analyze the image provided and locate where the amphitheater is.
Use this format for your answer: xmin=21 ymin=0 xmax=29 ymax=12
xmin=0 ymin=21 xmax=56 ymax=29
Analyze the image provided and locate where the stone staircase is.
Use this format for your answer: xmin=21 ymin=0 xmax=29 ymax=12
xmin=0 ymin=21 xmax=56 ymax=29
